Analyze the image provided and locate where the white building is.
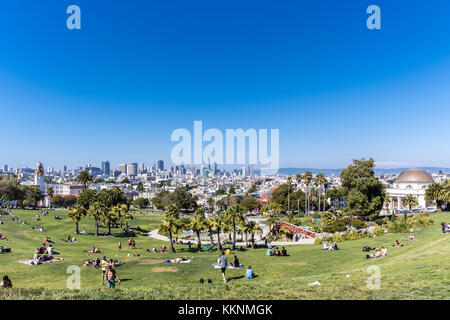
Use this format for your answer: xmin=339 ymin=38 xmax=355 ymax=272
xmin=385 ymin=168 xmax=434 ymax=213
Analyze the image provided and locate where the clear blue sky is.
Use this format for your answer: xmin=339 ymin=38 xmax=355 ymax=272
xmin=1 ymin=0 xmax=450 ymax=170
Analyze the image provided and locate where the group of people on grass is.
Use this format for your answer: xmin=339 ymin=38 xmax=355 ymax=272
xmin=266 ymin=246 xmax=288 ymax=256
xmin=217 ymin=251 xmax=255 ymax=282
xmin=322 ymin=242 xmax=338 ymax=250
xmin=65 ymin=235 xmax=77 ymax=242
xmin=148 ymin=245 xmax=167 ymax=253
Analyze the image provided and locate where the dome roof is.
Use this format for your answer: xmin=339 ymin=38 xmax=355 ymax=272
xmin=395 ymin=169 xmax=433 ymax=184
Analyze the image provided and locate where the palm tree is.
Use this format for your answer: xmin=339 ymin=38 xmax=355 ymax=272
xmin=205 ymin=217 xmax=216 ymax=247
xmin=159 ymin=218 xmax=181 ymax=253
xmin=119 ymin=204 xmax=133 ymax=228
xmin=88 ymin=202 xmax=105 ymax=237
xmin=303 ymin=171 xmax=313 ymax=214
xmin=287 ymin=176 xmax=292 ymax=213
xmin=315 ymin=173 xmax=326 ymax=213
xmin=210 ymin=214 xmax=224 ymax=250
xmin=226 ymin=204 xmax=244 ymax=250
xmin=68 ymin=205 xmax=86 ymax=234
xmin=295 ymin=173 xmax=302 ymax=213
xmin=104 ymin=207 xmax=119 ymax=235
xmin=77 ymin=170 xmax=93 ymax=189
xmin=189 ymin=207 xmax=207 ymax=250
xmin=46 ymin=187 xmax=54 ymax=199
xmin=402 ymin=194 xmax=418 ymax=220
xmin=248 ymin=221 xmax=263 ymax=248
xmin=425 ymin=182 xmax=445 ymax=211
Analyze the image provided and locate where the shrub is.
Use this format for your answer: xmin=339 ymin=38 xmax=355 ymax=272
xmin=349 ymin=219 xmax=368 ymax=230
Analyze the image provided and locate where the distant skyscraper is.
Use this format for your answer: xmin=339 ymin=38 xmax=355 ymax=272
xmin=63 ymin=165 xmax=68 ymax=172
xmin=127 ymin=163 xmax=138 ymax=176
xmin=2 ymin=164 xmax=8 ymax=173
xmin=118 ymin=164 xmax=127 ymax=174
xmin=157 ymin=160 xmax=164 ymax=171
xmin=102 ymin=161 xmax=111 ymax=175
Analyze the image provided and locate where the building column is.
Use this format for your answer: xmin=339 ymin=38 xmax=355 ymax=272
xmin=398 ymin=196 xmax=402 ymax=210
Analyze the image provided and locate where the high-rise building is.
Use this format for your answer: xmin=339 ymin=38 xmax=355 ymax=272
xmin=63 ymin=165 xmax=68 ymax=172
xmin=127 ymin=163 xmax=138 ymax=176
xmin=118 ymin=164 xmax=127 ymax=174
xmin=2 ymin=164 xmax=8 ymax=173
xmin=102 ymin=161 xmax=111 ymax=175
xmin=157 ymin=160 xmax=164 ymax=171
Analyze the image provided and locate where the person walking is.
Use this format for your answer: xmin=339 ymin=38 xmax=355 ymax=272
xmin=217 ymin=252 xmax=228 ymax=283
xmin=105 ymin=266 xmax=120 ymax=288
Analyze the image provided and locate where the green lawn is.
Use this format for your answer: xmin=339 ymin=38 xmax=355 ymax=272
xmin=0 ymin=209 xmax=449 ymax=300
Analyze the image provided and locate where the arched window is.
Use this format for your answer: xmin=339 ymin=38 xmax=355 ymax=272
xmin=406 ymin=185 xmax=413 ymax=189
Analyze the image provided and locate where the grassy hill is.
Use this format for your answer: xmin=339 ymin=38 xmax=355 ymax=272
xmin=0 ymin=209 xmax=449 ymax=300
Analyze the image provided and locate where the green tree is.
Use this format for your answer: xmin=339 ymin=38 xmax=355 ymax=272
xmin=136 ymin=181 xmax=144 ymax=193
xmin=132 ymin=197 xmax=149 ymax=208
xmin=226 ymin=204 xmax=244 ymax=250
xmin=158 ymin=204 xmax=181 ymax=253
xmin=247 ymin=221 xmax=263 ymax=248
xmin=68 ymin=205 xmax=86 ymax=234
xmin=425 ymin=182 xmax=445 ymax=211
xmin=402 ymin=194 xmax=418 ymax=220
xmin=77 ymin=188 xmax=97 ymax=209
xmin=88 ymin=202 xmax=106 ymax=236
xmin=303 ymin=171 xmax=313 ymax=214
xmin=46 ymin=187 xmax=54 ymax=199
xmin=189 ymin=207 xmax=207 ymax=250
xmin=77 ymin=170 xmax=93 ymax=189
xmin=63 ymin=195 xmax=77 ymax=208
xmin=340 ymin=158 xmax=386 ymax=217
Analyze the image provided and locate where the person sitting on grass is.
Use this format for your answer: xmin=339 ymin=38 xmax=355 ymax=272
xmin=330 ymin=242 xmax=338 ymax=250
xmin=281 ymin=247 xmax=288 ymax=256
xmin=392 ymin=240 xmax=403 ymax=247
xmin=232 ymin=254 xmax=240 ymax=268
xmin=245 ymin=266 xmax=255 ymax=279
xmin=266 ymin=247 xmax=273 ymax=256
xmin=45 ymin=244 xmax=58 ymax=256
xmin=0 ymin=275 xmax=12 ymax=288
xmin=322 ymin=242 xmax=331 ymax=250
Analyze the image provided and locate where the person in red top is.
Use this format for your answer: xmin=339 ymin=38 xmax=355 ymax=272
xmin=40 ymin=243 xmax=46 ymax=254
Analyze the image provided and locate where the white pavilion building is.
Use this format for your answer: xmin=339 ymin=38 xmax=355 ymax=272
xmin=385 ymin=168 xmax=434 ymax=213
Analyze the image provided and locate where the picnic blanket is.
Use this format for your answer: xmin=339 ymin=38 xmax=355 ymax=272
xmin=19 ymin=257 xmax=63 ymax=265
xmin=211 ymin=263 xmax=244 ymax=270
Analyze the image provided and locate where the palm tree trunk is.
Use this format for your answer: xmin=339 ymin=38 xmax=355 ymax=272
xmin=232 ymin=219 xmax=236 ymax=250
xmin=197 ymin=231 xmax=202 ymax=250
xmin=108 ymin=222 xmax=111 ymax=235
xmin=209 ymin=230 xmax=214 ymax=246
xmin=217 ymin=229 xmax=222 ymax=250
xmin=169 ymin=231 xmax=175 ymax=253
xmin=75 ymin=221 xmax=79 ymax=234
xmin=95 ymin=219 xmax=99 ymax=237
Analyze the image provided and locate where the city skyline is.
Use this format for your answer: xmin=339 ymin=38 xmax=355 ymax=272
xmin=1 ymin=1 xmax=450 ymax=169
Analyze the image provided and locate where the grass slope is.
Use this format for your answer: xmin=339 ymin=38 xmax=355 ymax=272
xmin=0 ymin=209 xmax=449 ymax=300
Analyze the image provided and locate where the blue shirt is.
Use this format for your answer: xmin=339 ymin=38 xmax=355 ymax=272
xmin=245 ymin=269 xmax=254 ymax=279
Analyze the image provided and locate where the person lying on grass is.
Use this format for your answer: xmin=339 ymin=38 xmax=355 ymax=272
xmin=0 ymin=233 xmax=8 ymax=241
xmin=168 ymin=257 xmax=194 ymax=263
xmin=403 ymin=235 xmax=415 ymax=241
xmin=85 ymin=247 xmax=101 ymax=254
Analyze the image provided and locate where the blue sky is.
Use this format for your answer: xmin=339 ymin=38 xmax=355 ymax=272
xmin=1 ymin=0 xmax=450 ymax=170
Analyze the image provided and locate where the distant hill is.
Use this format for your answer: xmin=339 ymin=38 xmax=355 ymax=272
xmin=255 ymin=167 xmax=450 ymax=176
